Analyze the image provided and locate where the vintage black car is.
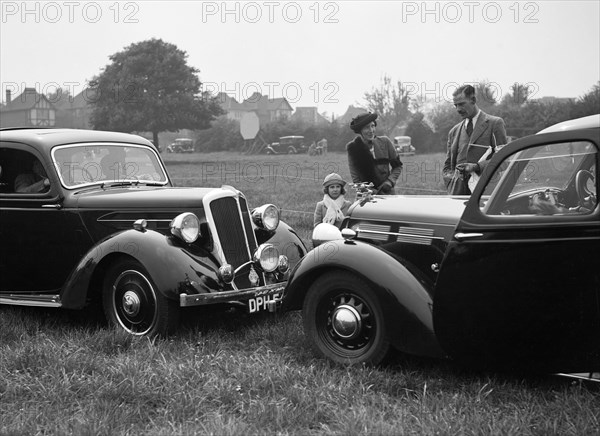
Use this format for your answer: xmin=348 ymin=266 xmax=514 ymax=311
xmin=0 ymin=128 xmax=307 ymax=336
xmin=283 ymin=115 xmax=599 ymax=374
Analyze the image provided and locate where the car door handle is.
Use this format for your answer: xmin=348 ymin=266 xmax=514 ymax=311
xmin=454 ymin=232 xmax=483 ymax=241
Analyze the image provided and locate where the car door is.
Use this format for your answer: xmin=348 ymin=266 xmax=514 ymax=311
xmin=433 ymin=129 xmax=600 ymax=372
xmin=0 ymin=145 xmax=83 ymax=293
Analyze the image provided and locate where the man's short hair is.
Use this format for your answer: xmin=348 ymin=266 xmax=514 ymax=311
xmin=453 ymin=84 xmax=476 ymax=99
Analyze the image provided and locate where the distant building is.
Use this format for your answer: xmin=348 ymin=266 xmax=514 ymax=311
xmin=53 ymin=88 xmax=96 ymax=129
xmin=337 ymin=105 xmax=368 ymax=125
xmin=1 ymin=88 xmax=56 ymax=128
xmin=291 ymin=107 xmax=330 ymax=125
xmin=217 ymin=92 xmax=293 ymax=126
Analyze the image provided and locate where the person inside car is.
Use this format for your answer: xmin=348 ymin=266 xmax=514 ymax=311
xmin=14 ymin=158 xmax=50 ymax=193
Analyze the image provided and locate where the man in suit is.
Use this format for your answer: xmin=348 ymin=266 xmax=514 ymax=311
xmin=443 ymin=84 xmax=507 ymax=195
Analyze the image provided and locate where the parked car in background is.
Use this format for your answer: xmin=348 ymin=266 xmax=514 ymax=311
xmin=283 ymin=115 xmax=599 ymax=375
xmin=166 ymin=138 xmax=194 ymax=153
xmin=0 ymin=128 xmax=307 ymax=336
xmin=265 ymin=136 xmax=307 ymax=154
xmin=393 ymin=136 xmax=415 ymax=156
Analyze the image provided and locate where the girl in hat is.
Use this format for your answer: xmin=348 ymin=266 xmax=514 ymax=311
xmin=313 ymin=173 xmax=352 ymax=228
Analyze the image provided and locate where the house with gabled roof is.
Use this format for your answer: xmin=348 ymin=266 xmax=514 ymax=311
xmin=337 ymin=104 xmax=368 ymax=125
xmin=291 ymin=107 xmax=330 ymax=125
xmin=217 ymin=92 xmax=293 ymax=126
xmin=216 ymin=92 xmax=247 ymax=121
xmin=1 ymin=88 xmax=57 ymax=128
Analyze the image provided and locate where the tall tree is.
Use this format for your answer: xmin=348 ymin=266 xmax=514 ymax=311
xmin=574 ymin=82 xmax=600 ymax=118
xmin=90 ymin=38 xmax=224 ymax=148
xmin=473 ymin=80 xmax=498 ymax=113
xmin=363 ymin=76 xmax=411 ymax=135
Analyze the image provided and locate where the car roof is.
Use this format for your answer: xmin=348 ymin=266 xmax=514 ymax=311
xmin=538 ymin=114 xmax=600 ymax=134
xmin=0 ymin=128 xmax=152 ymax=150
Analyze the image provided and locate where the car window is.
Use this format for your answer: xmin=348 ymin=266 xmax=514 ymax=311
xmin=481 ymin=141 xmax=597 ymax=216
xmin=0 ymin=148 xmax=52 ymax=196
xmin=52 ymin=144 xmax=168 ymax=188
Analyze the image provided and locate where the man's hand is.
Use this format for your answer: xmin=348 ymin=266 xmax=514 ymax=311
xmin=456 ymin=163 xmax=480 ymax=175
xmin=377 ymin=180 xmax=394 ymax=194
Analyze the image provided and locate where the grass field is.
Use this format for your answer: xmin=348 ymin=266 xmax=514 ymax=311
xmin=1 ymin=151 xmax=599 ymax=436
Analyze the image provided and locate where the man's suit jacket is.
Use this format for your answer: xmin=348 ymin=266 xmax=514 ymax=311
xmin=442 ymin=111 xmax=507 ymax=189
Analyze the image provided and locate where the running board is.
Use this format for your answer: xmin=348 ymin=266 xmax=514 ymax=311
xmin=0 ymin=294 xmax=62 ymax=307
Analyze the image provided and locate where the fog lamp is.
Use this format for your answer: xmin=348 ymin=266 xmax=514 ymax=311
xmin=170 ymin=213 xmax=200 ymax=243
xmin=253 ymin=244 xmax=279 ymax=272
xmin=277 ymin=255 xmax=289 ymax=274
xmin=218 ymin=264 xmax=234 ymax=284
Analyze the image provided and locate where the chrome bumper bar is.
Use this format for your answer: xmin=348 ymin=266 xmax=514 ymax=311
xmin=179 ymin=282 xmax=286 ymax=308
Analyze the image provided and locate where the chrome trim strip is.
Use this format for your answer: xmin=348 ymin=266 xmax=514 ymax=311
xmin=180 ymin=283 xmax=286 ymax=307
xmin=356 ymin=227 xmax=445 ymax=241
xmin=0 ymin=294 xmax=62 ymax=307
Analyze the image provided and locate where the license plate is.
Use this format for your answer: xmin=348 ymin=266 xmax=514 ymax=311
xmin=248 ymin=293 xmax=281 ymax=313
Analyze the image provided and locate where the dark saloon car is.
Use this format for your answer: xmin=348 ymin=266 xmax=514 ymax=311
xmin=283 ymin=115 xmax=599 ymax=374
xmin=0 ymin=128 xmax=307 ymax=336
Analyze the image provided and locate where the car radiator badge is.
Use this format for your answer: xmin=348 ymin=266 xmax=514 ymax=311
xmin=249 ymin=266 xmax=259 ymax=286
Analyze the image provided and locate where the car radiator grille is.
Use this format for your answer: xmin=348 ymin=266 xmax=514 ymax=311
xmin=209 ymin=196 xmax=261 ymax=288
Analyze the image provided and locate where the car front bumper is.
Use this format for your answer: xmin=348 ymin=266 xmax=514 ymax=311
xmin=179 ymin=282 xmax=286 ymax=311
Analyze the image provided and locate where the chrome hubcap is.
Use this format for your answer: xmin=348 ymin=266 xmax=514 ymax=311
xmin=332 ymin=304 xmax=362 ymax=339
xmin=122 ymin=291 xmax=141 ymax=317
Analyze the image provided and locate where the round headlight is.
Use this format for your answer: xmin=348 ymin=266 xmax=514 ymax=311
xmin=170 ymin=212 xmax=200 ymax=243
xmin=252 ymin=204 xmax=280 ymax=231
xmin=253 ymin=244 xmax=279 ymax=273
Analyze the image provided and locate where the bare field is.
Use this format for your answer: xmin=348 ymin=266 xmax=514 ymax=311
xmin=1 ymin=151 xmax=598 ymax=436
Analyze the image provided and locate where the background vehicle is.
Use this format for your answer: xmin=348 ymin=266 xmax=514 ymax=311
xmin=0 ymin=128 xmax=307 ymax=336
xmin=269 ymin=136 xmax=307 ymax=154
xmin=393 ymin=136 xmax=415 ymax=156
xmin=166 ymin=138 xmax=194 ymax=153
xmin=283 ymin=115 xmax=599 ymax=374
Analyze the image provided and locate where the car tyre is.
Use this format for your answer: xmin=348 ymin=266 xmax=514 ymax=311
xmin=102 ymin=260 xmax=179 ymax=336
xmin=303 ymin=271 xmax=389 ymax=365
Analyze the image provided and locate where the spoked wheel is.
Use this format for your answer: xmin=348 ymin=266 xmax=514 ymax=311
xmin=102 ymin=260 xmax=179 ymax=336
xmin=303 ymin=271 xmax=389 ymax=365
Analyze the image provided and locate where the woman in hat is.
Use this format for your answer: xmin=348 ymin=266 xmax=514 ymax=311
xmin=346 ymin=112 xmax=403 ymax=195
xmin=313 ymin=173 xmax=352 ymax=228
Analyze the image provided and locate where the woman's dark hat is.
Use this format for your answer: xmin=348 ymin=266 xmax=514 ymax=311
xmin=350 ymin=112 xmax=378 ymax=133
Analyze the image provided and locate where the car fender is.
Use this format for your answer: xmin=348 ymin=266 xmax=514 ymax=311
xmin=60 ymin=228 xmax=221 ymax=309
xmin=283 ymin=240 xmax=445 ymax=358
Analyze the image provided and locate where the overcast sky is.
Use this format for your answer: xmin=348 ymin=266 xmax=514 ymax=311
xmin=1 ymin=1 xmax=599 ymax=117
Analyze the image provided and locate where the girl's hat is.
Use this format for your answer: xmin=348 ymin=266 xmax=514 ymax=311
xmin=323 ymin=173 xmax=346 ymax=188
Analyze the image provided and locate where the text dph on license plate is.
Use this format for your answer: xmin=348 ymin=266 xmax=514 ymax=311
xmin=248 ymin=293 xmax=281 ymax=313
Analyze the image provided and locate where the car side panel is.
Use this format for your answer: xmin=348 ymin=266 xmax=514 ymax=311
xmin=284 ymin=240 xmax=445 ymax=359
xmin=59 ymin=229 xmax=221 ymax=309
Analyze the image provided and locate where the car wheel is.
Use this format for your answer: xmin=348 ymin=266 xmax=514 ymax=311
xmin=303 ymin=271 xmax=389 ymax=365
xmin=288 ymin=146 xmax=297 ymax=154
xmin=102 ymin=260 xmax=179 ymax=336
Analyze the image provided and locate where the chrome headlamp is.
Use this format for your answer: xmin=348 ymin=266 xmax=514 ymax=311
xmin=170 ymin=212 xmax=200 ymax=243
xmin=253 ymin=243 xmax=279 ymax=272
xmin=252 ymin=204 xmax=280 ymax=231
